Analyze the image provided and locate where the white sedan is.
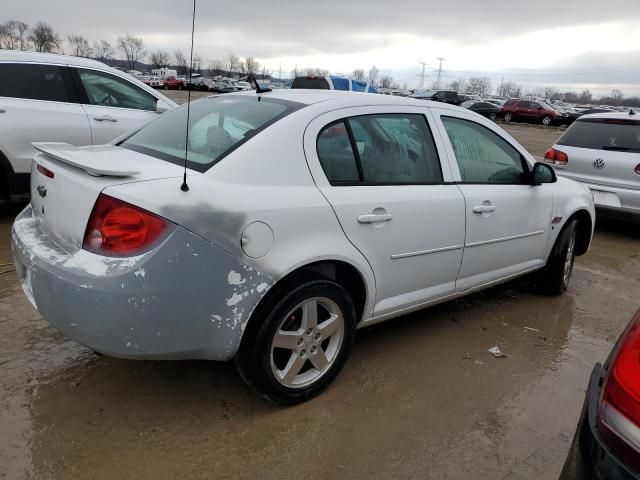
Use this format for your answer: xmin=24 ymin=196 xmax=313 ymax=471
xmin=12 ymin=90 xmax=595 ymax=404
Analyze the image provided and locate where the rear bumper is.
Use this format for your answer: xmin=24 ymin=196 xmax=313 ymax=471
xmin=555 ymin=175 xmax=640 ymax=216
xmin=560 ymin=365 xmax=639 ymax=480
xmin=11 ymin=205 xmax=272 ymax=361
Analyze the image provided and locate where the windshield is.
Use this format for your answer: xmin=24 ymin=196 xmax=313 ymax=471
xmin=120 ymin=96 xmax=302 ymax=172
xmin=558 ymin=118 xmax=640 ymax=152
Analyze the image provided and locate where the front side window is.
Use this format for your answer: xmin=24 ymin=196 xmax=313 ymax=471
xmin=0 ymin=63 xmax=76 ymax=103
xmin=441 ymin=116 xmax=526 ymax=183
xmin=77 ymin=69 xmax=157 ymax=111
xmin=121 ymin=96 xmax=302 ymax=172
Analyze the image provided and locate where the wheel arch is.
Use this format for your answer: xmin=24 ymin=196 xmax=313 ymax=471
xmin=567 ymin=209 xmax=593 ymax=256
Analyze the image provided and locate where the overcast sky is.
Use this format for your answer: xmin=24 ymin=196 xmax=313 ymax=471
xmin=6 ymin=0 xmax=640 ymax=93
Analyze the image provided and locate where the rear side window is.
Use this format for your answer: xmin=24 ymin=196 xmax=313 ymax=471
xmin=0 ymin=63 xmax=76 ymax=103
xmin=291 ymin=77 xmax=330 ymax=89
xmin=317 ymin=121 xmax=360 ymax=183
xmin=317 ymin=114 xmax=443 ymax=185
xmin=121 ymin=96 xmax=302 ymax=172
xmin=557 ymin=118 xmax=640 ymax=152
xmin=442 ymin=116 xmax=525 ymax=183
xmin=76 ymin=69 xmax=157 ymax=111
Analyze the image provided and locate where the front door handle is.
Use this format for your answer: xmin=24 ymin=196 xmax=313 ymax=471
xmin=358 ymin=213 xmax=393 ymax=224
xmin=93 ymin=115 xmax=118 ymax=122
xmin=473 ymin=205 xmax=496 ymax=214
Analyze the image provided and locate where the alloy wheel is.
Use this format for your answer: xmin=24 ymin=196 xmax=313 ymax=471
xmin=270 ymin=297 xmax=345 ymax=389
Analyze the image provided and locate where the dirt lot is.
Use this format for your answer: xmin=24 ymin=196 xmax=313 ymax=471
xmin=1 ymin=122 xmax=639 ymax=480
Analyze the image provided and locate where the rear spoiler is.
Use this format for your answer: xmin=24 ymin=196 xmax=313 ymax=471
xmin=32 ymin=142 xmax=140 ymax=177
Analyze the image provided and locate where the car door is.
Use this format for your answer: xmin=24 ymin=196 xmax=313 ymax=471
xmin=513 ymin=101 xmax=531 ymax=121
xmin=304 ymin=106 xmax=466 ymax=319
xmin=434 ymin=110 xmax=553 ymax=290
xmin=72 ymin=67 xmax=161 ymax=145
xmin=0 ymin=62 xmax=91 ymax=178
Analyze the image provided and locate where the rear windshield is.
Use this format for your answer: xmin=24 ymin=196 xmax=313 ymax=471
xmin=291 ymin=77 xmax=330 ymax=89
xmin=557 ymin=118 xmax=640 ymax=152
xmin=120 ymin=96 xmax=302 ymax=172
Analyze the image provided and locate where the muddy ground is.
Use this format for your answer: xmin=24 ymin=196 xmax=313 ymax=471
xmin=1 ymin=118 xmax=639 ymax=480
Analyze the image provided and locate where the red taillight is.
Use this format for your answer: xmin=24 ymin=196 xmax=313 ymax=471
xmin=83 ymin=194 xmax=172 ymax=257
xmin=544 ymin=148 xmax=568 ymax=165
xmin=37 ymin=164 xmax=55 ymax=178
xmin=599 ymin=309 xmax=640 ymax=466
xmin=634 ymin=163 xmax=640 ymax=176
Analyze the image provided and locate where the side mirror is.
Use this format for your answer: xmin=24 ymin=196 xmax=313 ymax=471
xmin=531 ymin=162 xmax=557 ymax=185
xmin=156 ymin=99 xmax=171 ymax=114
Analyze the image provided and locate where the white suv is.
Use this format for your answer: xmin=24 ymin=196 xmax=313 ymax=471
xmin=546 ymin=111 xmax=640 ymax=217
xmin=0 ymin=50 xmax=176 ymax=198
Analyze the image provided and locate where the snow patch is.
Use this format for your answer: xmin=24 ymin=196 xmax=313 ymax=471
xmin=227 ymin=270 xmax=246 ymax=286
xmin=226 ymin=291 xmax=247 ymax=307
xmin=256 ymin=283 xmax=269 ymax=293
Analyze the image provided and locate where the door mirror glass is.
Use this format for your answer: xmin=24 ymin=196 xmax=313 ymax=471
xmin=532 ymin=162 xmax=556 ymax=184
xmin=156 ymin=99 xmax=171 ymax=113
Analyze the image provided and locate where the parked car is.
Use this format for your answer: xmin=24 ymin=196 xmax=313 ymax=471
xmin=413 ymin=90 xmax=462 ymax=105
xmin=163 ymin=76 xmax=185 ymax=90
xmin=560 ymin=308 xmax=640 ymax=480
xmin=12 ymin=91 xmax=594 ymax=405
xmin=291 ymin=75 xmax=378 ymax=93
xmin=149 ymin=76 xmax=164 ymax=88
xmin=486 ymin=98 xmax=506 ymax=107
xmin=210 ymin=81 xmax=236 ymax=93
xmin=500 ymin=99 xmax=568 ymax=126
xmin=458 ymin=94 xmax=483 ymax=103
xmin=234 ymin=81 xmax=253 ymax=91
xmin=545 ymin=111 xmax=640 ymax=217
xmin=461 ymin=100 xmax=501 ymax=120
xmin=0 ymin=50 xmax=176 ymax=199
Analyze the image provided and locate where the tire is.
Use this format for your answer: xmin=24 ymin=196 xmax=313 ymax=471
xmin=542 ymin=115 xmax=552 ymax=126
xmin=504 ymin=112 xmax=513 ymax=122
xmin=538 ymin=219 xmax=578 ymax=295
xmin=489 ymin=112 xmax=497 ymax=121
xmin=235 ymin=279 xmax=356 ymax=405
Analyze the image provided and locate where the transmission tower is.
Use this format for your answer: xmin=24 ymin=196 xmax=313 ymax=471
xmin=434 ymin=57 xmax=446 ymax=89
xmin=417 ymin=61 xmax=428 ymax=89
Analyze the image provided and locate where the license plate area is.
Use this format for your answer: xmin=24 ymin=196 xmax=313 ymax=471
xmin=591 ymin=189 xmax=621 ymax=208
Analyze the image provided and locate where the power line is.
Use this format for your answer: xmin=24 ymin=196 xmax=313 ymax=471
xmin=434 ymin=57 xmax=445 ymax=89
xmin=417 ymin=60 xmax=428 ymax=89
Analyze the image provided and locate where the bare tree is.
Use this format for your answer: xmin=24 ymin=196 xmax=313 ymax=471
xmin=117 ymin=33 xmax=145 ymax=70
xmin=611 ymin=89 xmax=624 ymax=105
xmin=29 ymin=22 xmax=60 ymax=53
xmin=242 ymin=57 xmax=260 ymax=76
xmin=352 ymin=69 xmax=365 ymax=81
xmin=448 ymin=79 xmax=466 ymax=92
xmin=496 ymin=80 xmax=521 ymax=98
xmin=174 ymin=50 xmax=188 ymax=75
xmin=368 ymin=65 xmax=379 ymax=86
xmin=207 ymin=59 xmax=224 ymax=76
xmin=578 ymin=89 xmax=593 ymax=104
xmin=466 ymin=77 xmax=492 ymax=96
xmin=148 ymin=50 xmax=170 ymax=69
xmin=302 ymin=67 xmax=329 ymax=76
xmin=93 ymin=40 xmax=113 ymax=64
xmin=260 ymin=64 xmax=271 ymax=79
xmin=0 ymin=20 xmax=30 ymax=50
xmin=380 ymin=75 xmax=394 ymax=89
xmin=67 ymin=35 xmax=93 ymax=57
xmin=225 ymin=53 xmax=240 ymax=77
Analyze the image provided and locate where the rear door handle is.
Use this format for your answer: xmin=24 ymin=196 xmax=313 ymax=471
xmin=473 ymin=205 xmax=496 ymax=213
xmin=358 ymin=213 xmax=393 ymax=224
xmin=93 ymin=115 xmax=118 ymax=122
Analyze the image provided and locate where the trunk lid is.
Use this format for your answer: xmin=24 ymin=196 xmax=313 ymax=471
xmin=30 ymin=143 xmax=186 ymax=252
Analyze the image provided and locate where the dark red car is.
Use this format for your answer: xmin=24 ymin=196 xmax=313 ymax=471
xmin=162 ymin=76 xmax=185 ymax=90
xmin=500 ymin=99 xmax=568 ymax=126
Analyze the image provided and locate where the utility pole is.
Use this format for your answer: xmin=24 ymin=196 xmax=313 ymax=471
xmin=417 ymin=61 xmax=428 ymax=89
xmin=434 ymin=57 xmax=445 ymax=89
xmin=278 ymin=63 xmax=282 ymax=81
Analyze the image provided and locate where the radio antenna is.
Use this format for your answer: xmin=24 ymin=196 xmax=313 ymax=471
xmin=181 ymin=0 xmax=197 ymax=192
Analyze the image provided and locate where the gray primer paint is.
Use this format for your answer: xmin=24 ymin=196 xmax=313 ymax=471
xmin=11 ymin=205 xmax=272 ymax=361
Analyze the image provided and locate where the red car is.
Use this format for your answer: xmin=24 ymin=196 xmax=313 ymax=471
xmin=162 ymin=76 xmax=184 ymax=90
xmin=500 ymin=99 xmax=568 ymax=126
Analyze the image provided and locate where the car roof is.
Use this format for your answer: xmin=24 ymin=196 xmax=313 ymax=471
xmin=0 ymin=49 xmax=110 ymax=69
xmin=231 ymin=88 xmax=452 ymax=109
xmin=577 ymin=111 xmax=639 ymax=121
